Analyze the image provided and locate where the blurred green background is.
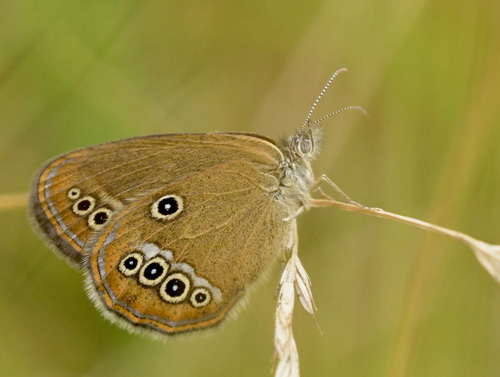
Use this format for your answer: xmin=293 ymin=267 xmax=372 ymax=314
xmin=1 ymin=0 xmax=500 ymax=376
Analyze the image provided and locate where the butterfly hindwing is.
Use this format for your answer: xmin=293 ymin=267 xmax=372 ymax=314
xmin=87 ymin=158 xmax=291 ymax=334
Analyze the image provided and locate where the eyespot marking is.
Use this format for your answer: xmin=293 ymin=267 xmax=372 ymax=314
xmin=151 ymin=195 xmax=183 ymax=220
xmin=88 ymin=208 xmax=113 ymax=230
xmin=72 ymin=196 xmax=96 ymax=216
xmin=67 ymin=187 xmax=81 ymax=200
xmin=138 ymin=257 xmax=169 ymax=286
xmin=190 ymin=287 xmax=211 ymax=308
xmin=160 ymin=273 xmax=191 ymax=303
xmin=135 ymin=243 xmax=222 ymax=302
xmin=118 ymin=252 xmax=144 ymax=276
xmin=42 ymin=162 xmax=84 ymax=249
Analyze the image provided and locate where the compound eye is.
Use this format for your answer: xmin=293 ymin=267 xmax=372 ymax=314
xmin=118 ymin=252 xmax=144 ymax=276
xmin=299 ymin=138 xmax=313 ymax=155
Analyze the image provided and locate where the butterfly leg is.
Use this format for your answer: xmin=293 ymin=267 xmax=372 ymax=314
xmin=311 ymin=174 xmax=376 ymax=210
xmin=282 ymin=206 xmax=304 ymax=222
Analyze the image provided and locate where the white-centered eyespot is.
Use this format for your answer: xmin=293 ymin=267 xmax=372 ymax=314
xmin=88 ymin=208 xmax=113 ymax=230
xmin=160 ymin=273 xmax=191 ymax=303
xmin=151 ymin=195 xmax=183 ymax=220
xmin=72 ymin=196 xmax=96 ymax=216
xmin=190 ymin=287 xmax=211 ymax=308
xmin=138 ymin=257 xmax=169 ymax=286
xmin=67 ymin=187 xmax=81 ymax=200
xmin=118 ymin=252 xmax=144 ymax=276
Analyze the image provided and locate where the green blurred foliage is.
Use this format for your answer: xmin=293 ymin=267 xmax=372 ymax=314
xmin=1 ymin=0 xmax=500 ymax=376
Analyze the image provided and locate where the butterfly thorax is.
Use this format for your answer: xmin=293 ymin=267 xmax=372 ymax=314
xmin=277 ymin=123 xmax=322 ymax=211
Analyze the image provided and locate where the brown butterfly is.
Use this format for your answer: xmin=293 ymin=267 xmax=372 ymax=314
xmin=29 ymin=69 xmax=363 ymax=336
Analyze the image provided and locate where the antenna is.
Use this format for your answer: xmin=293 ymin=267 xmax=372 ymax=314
xmin=301 ymin=67 xmax=348 ymax=131
xmin=313 ymin=105 xmax=369 ymax=124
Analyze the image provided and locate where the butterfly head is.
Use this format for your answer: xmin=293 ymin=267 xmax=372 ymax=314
xmin=276 ymin=122 xmax=323 ymax=210
xmin=286 ymin=121 xmax=323 ymax=162
xmin=282 ymin=68 xmax=348 ymax=163
xmin=285 ymin=68 xmax=367 ymax=163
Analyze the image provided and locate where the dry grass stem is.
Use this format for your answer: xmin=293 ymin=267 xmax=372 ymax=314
xmin=310 ymin=198 xmax=500 ymax=284
xmin=275 ymin=219 xmax=318 ymax=377
xmin=0 ymin=193 xmax=28 ymax=211
xmin=275 ymin=255 xmax=300 ymax=377
xmin=271 ymin=195 xmax=500 ymax=377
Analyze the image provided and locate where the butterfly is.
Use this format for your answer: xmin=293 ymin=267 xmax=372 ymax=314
xmin=29 ymin=69 xmax=363 ymax=336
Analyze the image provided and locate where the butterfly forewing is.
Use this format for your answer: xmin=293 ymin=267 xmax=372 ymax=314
xmin=29 ymin=133 xmax=285 ymax=266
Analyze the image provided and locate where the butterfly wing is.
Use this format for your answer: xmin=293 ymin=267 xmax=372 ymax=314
xmin=29 ymin=133 xmax=285 ymax=267
xmin=30 ymin=133 xmax=293 ymax=333
xmin=87 ymin=158 xmax=291 ymax=334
